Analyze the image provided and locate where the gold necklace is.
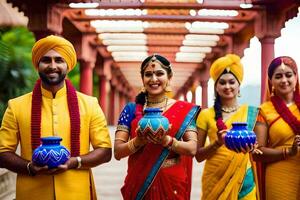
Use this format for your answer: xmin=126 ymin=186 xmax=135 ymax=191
xmin=221 ymin=105 xmax=239 ymax=113
xmin=147 ymin=96 xmax=167 ymax=105
xmin=145 ymin=96 xmax=168 ymax=111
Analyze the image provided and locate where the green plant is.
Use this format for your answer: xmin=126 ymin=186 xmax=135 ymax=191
xmin=0 ymin=27 xmax=37 ymax=121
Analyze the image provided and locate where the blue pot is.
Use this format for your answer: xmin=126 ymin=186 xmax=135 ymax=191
xmin=32 ymin=136 xmax=70 ymax=168
xmin=224 ymin=122 xmax=256 ymax=152
xmin=138 ymin=108 xmax=170 ymax=137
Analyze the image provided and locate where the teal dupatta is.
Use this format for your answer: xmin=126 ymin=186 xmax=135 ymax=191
xmin=238 ymin=105 xmax=258 ymax=199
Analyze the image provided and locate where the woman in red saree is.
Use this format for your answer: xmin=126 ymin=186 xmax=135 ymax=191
xmin=253 ymin=56 xmax=300 ymax=200
xmin=114 ymin=54 xmax=200 ymax=200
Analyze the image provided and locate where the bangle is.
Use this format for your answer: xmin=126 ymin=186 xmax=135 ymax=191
xmin=186 ymin=137 xmax=198 ymax=142
xmin=26 ymin=162 xmax=35 ymax=176
xmin=115 ymin=137 xmax=127 ymax=143
xmin=128 ymin=139 xmax=138 ymax=153
xmin=171 ymin=138 xmax=179 ymax=151
xmin=76 ymin=156 xmax=82 ymax=169
xmin=163 ymin=136 xmax=173 ymax=148
xmin=167 ymin=137 xmax=174 ymax=147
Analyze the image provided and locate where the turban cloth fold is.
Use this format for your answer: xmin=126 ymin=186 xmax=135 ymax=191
xmin=32 ymin=35 xmax=77 ymax=71
xmin=210 ymin=54 xmax=243 ymax=84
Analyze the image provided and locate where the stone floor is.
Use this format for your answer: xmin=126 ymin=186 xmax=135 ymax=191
xmin=0 ymin=126 xmax=205 ymax=200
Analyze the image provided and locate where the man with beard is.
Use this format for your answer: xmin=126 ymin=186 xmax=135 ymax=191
xmin=0 ymin=35 xmax=112 ymax=200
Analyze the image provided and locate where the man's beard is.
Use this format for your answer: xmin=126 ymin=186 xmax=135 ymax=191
xmin=39 ymin=72 xmax=66 ymax=86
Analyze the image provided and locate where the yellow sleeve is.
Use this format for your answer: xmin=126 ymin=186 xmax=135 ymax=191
xmin=89 ymin=97 xmax=112 ymax=149
xmin=196 ymin=108 xmax=210 ymax=132
xmin=0 ymin=100 xmax=19 ymax=153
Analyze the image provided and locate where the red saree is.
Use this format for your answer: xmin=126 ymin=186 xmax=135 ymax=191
xmin=121 ymin=101 xmax=199 ymax=200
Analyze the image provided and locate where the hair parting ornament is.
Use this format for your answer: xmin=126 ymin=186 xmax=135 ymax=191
xmin=268 ymin=56 xmax=298 ymax=80
xmin=142 ymin=54 xmax=172 ymax=71
xmin=280 ymin=62 xmax=286 ymax=70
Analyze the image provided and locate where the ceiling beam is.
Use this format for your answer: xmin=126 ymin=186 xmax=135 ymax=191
xmin=60 ymin=1 xmax=263 ymax=10
xmin=67 ymin=12 xmax=256 ymax=23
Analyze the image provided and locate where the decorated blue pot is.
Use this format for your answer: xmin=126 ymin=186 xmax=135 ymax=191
xmin=32 ymin=136 xmax=70 ymax=168
xmin=138 ymin=108 xmax=170 ymax=138
xmin=224 ymin=122 xmax=256 ymax=152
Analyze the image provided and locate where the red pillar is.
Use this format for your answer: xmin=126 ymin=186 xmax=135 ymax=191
xmin=259 ymin=37 xmax=275 ymax=102
xmin=98 ymin=75 xmax=107 ymax=115
xmin=191 ymin=89 xmax=196 ymax=104
xmin=79 ymin=60 xmax=94 ymax=96
xmin=114 ymin=90 xmax=120 ymax=125
xmin=200 ymin=80 xmax=208 ymax=108
xmin=119 ymin=92 xmax=126 ymax=112
xmin=183 ymin=91 xmax=188 ymax=102
xmin=109 ymin=86 xmax=116 ymax=125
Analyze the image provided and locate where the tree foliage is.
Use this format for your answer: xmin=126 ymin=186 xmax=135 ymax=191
xmin=0 ymin=27 xmax=37 ymax=121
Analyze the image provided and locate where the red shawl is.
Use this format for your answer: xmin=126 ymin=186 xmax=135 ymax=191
xmin=31 ymin=79 xmax=81 ymax=156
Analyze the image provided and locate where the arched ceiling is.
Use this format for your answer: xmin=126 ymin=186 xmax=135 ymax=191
xmin=63 ymin=0 xmax=260 ymax=94
xmin=6 ymin=0 xmax=300 ymax=97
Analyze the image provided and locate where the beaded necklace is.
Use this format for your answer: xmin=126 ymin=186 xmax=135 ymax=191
xmin=221 ymin=105 xmax=239 ymax=113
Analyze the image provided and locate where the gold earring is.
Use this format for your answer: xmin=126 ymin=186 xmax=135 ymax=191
xmin=140 ymin=86 xmax=146 ymax=93
xmin=271 ymin=86 xmax=275 ymax=96
xmin=164 ymin=83 xmax=172 ymax=92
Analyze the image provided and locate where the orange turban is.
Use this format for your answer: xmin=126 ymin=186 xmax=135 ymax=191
xmin=32 ymin=35 xmax=77 ymax=71
xmin=210 ymin=54 xmax=244 ymax=84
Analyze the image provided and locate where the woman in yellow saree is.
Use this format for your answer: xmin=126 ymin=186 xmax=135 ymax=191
xmin=253 ymin=56 xmax=300 ymax=200
xmin=195 ymin=54 xmax=259 ymax=200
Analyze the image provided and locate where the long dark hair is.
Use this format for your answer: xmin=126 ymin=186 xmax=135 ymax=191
xmin=135 ymin=54 xmax=172 ymax=106
xmin=213 ymin=94 xmax=222 ymax=121
xmin=213 ymin=70 xmax=239 ymax=131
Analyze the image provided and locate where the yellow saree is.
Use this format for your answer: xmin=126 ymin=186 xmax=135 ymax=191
xmin=259 ymin=101 xmax=300 ymax=200
xmin=197 ymin=105 xmax=257 ymax=200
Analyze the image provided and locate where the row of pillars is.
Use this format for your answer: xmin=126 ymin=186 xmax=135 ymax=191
xmin=78 ymin=60 xmax=130 ymax=125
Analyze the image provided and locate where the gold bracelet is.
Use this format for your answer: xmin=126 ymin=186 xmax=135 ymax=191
xmin=186 ymin=137 xmax=198 ymax=142
xmin=115 ymin=137 xmax=128 ymax=143
xmin=162 ymin=135 xmax=172 ymax=147
xmin=128 ymin=139 xmax=138 ymax=153
xmin=171 ymin=138 xmax=180 ymax=151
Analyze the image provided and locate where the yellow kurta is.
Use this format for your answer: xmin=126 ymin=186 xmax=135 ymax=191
xmin=196 ymin=105 xmax=257 ymax=200
xmin=259 ymin=101 xmax=300 ymax=200
xmin=0 ymin=82 xmax=112 ymax=200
